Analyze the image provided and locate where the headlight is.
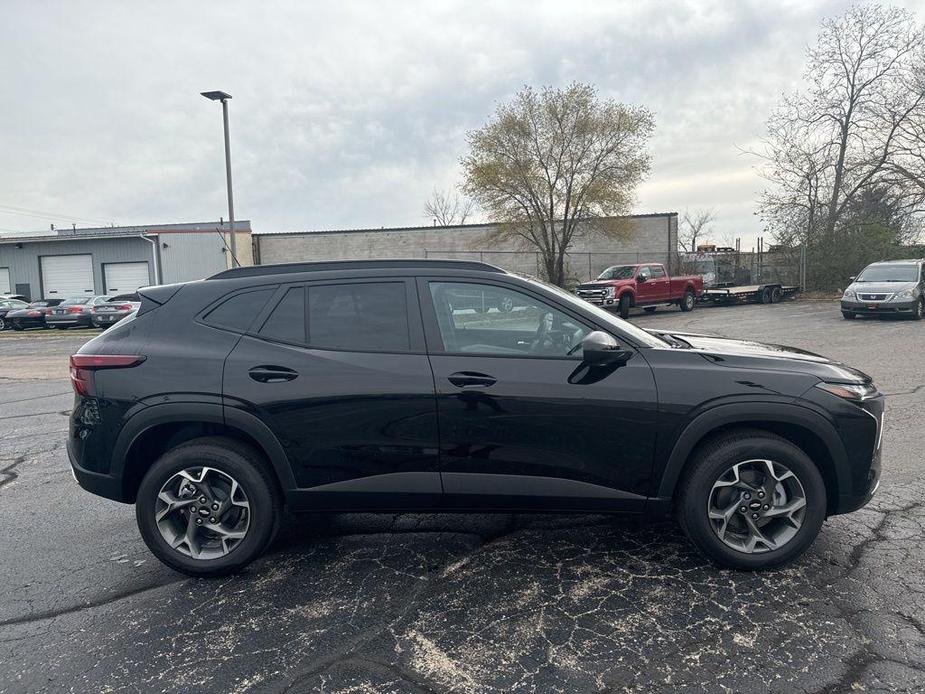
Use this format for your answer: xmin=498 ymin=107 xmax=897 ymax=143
xmin=815 ymin=381 xmax=878 ymax=401
xmin=842 ymin=290 xmax=856 ymax=301
xmin=893 ymin=288 xmax=915 ymax=301
xmin=603 ymin=286 xmax=616 ymax=299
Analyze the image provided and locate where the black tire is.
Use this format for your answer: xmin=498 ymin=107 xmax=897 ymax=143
xmin=842 ymin=311 xmax=856 ymax=320
xmin=0 ymin=317 xmax=5 ymax=331
xmin=912 ymin=298 xmax=923 ymax=321
xmin=498 ymin=296 xmax=514 ymax=313
xmin=770 ymin=286 xmax=782 ymax=303
xmin=679 ymin=290 xmax=696 ymax=312
xmin=644 ymin=306 xmax=657 ymax=314
xmin=618 ymin=294 xmax=632 ymax=319
xmin=676 ymin=429 xmax=826 ymax=570
xmin=135 ymin=436 xmax=282 ymax=577
xmin=760 ymin=287 xmax=773 ymax=304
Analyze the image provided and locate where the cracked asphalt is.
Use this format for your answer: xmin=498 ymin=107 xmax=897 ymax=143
xmin=1 ymin=302 xmax=923 ymax=693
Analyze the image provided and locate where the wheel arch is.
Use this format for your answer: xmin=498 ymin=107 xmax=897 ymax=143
xmin=114 ymin=403 xmax=296 ymax=503
xmin=618 ymin=289 xmax=636 ymax=306
xmin=657 ymin=403 xmax=848 ymax=514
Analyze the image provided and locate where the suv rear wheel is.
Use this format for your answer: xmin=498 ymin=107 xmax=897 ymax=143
xmin=676 ymin=430 xmax=826 ymax=570
xmin=135 ymin=436 xmax=281 ymax=577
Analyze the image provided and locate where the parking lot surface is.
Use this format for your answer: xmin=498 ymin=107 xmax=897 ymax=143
xmin=1 ymin=302 xmax=924 ymax=693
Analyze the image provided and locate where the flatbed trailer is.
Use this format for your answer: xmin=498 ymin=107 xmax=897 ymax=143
xmin=701 ymin=283 xmax=800 ymax=305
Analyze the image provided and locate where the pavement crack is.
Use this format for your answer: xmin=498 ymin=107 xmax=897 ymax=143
xmin=0 ymin=456 xmax=24 ymax=491
xmin=0 ymin=579 xmax=184 ymax=627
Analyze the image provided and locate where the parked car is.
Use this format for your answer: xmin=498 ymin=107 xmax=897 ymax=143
xmin=841 ymin=258 xmax=925 ymax=320
xmin=46 ymin=296 xmax=110 ymax=329
xmin=6 ymin=299 xmax=65 ymax=330
xmin=576 ymin=263 xmax=703 ymax=318
xmin=0 ymin=298 xmax=30 ymax=330
xmin=68 ymin=259 xmax=882 ymax=577
xmin=91 ymin=293 xmax=141 ymax=329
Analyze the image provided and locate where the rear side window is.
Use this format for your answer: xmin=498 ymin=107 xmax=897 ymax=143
xmin=308 ymin=282 xmax=410 ymax=352
xmin=259 ymin=287 xmax=306 ymax=343
xmin=204 ymin=288 xmax=275 ymax=332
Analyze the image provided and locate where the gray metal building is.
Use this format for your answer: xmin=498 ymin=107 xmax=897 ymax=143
xmin=254 ymin=213 xmax=678 ymax=282
xmin=0 ymin=220 xmax=253 ymax=300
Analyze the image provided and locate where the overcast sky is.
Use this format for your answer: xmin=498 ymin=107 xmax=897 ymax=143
xmin=2 ymin=0 xmax=924 ymax=247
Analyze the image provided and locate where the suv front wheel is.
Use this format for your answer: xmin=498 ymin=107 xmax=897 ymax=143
xmin=135 ymin=437 xmax=281 ymax=577
xmin=676 ymin=430 xmax=826 ymax=570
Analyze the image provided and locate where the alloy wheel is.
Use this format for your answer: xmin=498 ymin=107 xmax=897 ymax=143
xmin=155 ymin=466 xmax=251 ymax=560
xmin=707 ymin=459 xmax=807 ymax=553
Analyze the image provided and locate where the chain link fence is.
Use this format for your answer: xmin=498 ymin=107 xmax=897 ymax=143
xmin=423 ymin=250 xmax=672 ymax=287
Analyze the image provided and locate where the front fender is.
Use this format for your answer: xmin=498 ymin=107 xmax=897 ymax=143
xmin=655 ymin=401 xmax=849 ymax=501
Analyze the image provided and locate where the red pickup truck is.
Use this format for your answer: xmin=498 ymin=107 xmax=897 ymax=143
xmin=575 ymin=263 xmax=703 ymax=318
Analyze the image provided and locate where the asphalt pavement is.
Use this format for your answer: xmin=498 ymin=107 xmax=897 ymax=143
xmin=1 ymin=302 xmax=924 ymax=693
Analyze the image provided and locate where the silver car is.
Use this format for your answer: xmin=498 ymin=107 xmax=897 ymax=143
xmin=46 ymin=296 xmax=110 ymax=329
xmin=90 ymin=293 xmax=141 ymax=329
xmin=841 ymin=259 xmax=925 ymax=320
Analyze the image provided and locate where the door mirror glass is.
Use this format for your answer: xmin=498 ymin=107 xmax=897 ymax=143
xmin=579 ymin=330 xmax=631 ymax=365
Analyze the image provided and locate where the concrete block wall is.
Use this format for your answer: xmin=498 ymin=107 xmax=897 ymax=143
xmin=256 ymin=214 xmax=678 ymax=282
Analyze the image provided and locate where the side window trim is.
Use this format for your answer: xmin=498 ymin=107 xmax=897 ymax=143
xmin=253 ymin=284 xmax=308 ymax=346
xmin=415 ymin=276 xmax=597 ymax=359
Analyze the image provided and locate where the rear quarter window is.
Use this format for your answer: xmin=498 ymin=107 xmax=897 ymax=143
xmin=203 ymin=288 xmax=275 ymax=332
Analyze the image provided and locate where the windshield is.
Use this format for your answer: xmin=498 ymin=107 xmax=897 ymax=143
xmin=596 ymin=265 xmax=637 ymax=280
xmin=856 ymin=264 xmax=920 ymax=282
xmin=61 ymin=297 xmax=90 ymax=306
xmin=521 ymin=275 xmax=667 ymax=348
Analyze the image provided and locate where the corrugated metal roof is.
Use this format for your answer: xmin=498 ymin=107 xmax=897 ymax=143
xmin=0 ymin=220 xmax=252 ymax=244
xmin=253 ymin=213 xmax=677 ymax=236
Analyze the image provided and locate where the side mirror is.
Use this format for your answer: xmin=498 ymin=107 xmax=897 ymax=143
xmin=579 ymin=331 xmax=633 ymax=365
xmin=637 ymin=274 xmax=648 ymax=283
xmin=848 ymin=276 xmax=856 ymax=282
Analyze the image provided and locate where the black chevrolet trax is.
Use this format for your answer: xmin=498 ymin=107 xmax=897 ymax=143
xmin=67 ymin=260 xmax=883 ymax=576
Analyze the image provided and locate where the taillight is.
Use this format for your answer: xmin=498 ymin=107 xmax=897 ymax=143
xmin=26 ymin=310 xmax=41 ymax=317
xmin=115 ymin=304 xmax=133 ymax=311
xmin=66 ymin=306 xmax=83 ymax=314
xmin=68 ymin=354 xmax=146 ymax=396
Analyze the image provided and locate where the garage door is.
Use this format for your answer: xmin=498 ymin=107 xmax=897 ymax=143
xmin=41 ymin=255 xmax=94 ymax=299
xmin=0 ymin=268 xmax=9 ymax=295
xmin=103 ymin=262 xmax=150 ymax=295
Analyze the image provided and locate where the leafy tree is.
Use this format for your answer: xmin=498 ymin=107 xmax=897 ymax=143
xmin=462 ymin=83 xmax=653 ymax=286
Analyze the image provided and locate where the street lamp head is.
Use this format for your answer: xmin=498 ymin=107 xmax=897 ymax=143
xmin=201 ymin=90 xmax=232 ymax=101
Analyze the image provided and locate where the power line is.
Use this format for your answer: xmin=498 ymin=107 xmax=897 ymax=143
xmin=0 ymin=203 xmax=112 ymax=226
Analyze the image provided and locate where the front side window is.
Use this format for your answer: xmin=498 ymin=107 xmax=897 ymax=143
xmin=650 ymin=265 xmax=666 ymax=278
xmin=308 ymin=282 xmax=410 ymax=352
xmin=428 ymin=282 xmax=588 ymax=357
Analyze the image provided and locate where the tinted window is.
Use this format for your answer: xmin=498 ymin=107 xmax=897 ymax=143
xmin=260 ymin=287 xmax=305 ymax=343
xmin=61 ymin=297 xmax=90 ymax=306
xmin=308 ymin=282 xmax=410 ymax=352
xmin=204 ymin=288 xmax=275 ymax=332
xmin=429 ymin=282 xmax=588 ymax=356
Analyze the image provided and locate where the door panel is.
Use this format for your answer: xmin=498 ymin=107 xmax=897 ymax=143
xmin=420 ymin=278 xmax=658 ymax=511
xmin=222 ymin=279 xmax=441 ymax=510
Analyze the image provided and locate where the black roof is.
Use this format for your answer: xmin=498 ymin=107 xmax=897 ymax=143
xmin=208 ymin=258 xmax=506 ymax=280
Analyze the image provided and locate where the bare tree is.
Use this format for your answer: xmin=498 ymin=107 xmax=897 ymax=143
xmin=756 ymin=5 xmax=925 ymax=286
xmin=679 ymin=208 xmax=716 ymax=252
xmin=461 ymin=83 xmax=653 ymax=286
xmin=424 ymin=189 xmax=475 ymax=226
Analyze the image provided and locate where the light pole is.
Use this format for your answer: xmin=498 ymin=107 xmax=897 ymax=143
xmin=201 ymin=90 xmax=238 ymax=267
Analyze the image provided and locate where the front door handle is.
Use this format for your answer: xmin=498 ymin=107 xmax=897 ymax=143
xmin=248 ymin=365 xmax=299 ymax=383
xmin=447 ymin=371 xmax=497 ymax=388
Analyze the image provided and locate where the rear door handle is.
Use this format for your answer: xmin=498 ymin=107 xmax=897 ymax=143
xmin=248 ymin=365 xmax=299 ymax=383
xmin=447 ymin=371 xmax=497 ymax=388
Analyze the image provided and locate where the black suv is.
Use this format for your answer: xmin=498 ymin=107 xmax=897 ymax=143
xmin=68 ymin=260 xmax=883 ymax=576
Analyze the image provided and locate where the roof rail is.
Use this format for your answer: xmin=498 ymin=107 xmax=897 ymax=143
xmin=208 ymin=258 xmax=506 ymax=280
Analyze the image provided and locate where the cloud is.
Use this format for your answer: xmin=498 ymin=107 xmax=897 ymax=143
xmin=2 ymin=0 xmax=924 ymax=245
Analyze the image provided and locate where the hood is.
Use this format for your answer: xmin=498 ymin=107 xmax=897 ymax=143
xmin=848 ymin=280 xmax=917 ymax=295
xmin=577 ymin=279 xmax=634 ymax=290
xmin=646 ymin=329 xmax=872 ymax=384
